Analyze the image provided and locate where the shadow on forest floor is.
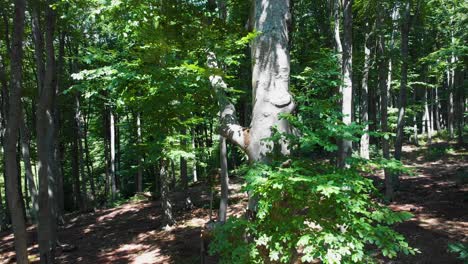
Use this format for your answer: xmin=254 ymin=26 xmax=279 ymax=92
xmin=0 ymin=181 xmax=247 ymax=264
xmin=370 ymin=142 xmax=467 ymax=264
xmin=0 ymin=143 xmax=466 ymax=263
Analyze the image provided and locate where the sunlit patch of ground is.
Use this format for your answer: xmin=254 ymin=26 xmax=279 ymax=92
xmin=0 ymin=179 xmax=247 ymax=264
xmin=374 ymin=143 xmax=467 ymax=264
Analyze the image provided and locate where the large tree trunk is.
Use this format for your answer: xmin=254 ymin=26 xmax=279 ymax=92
xmin=209 ymin=0 xmax=294 ymax=215
xmin=3 ymin=0 xmax=28 ymax=262
xmin=338 ymin=0 xmax=353 ymax=168
xmin=36 ymin=3 xmax=59 ymax=261
xmin=218 ymin=136 xmax=229 ymax=223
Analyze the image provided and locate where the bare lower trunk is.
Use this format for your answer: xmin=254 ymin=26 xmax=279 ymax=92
xmin=75 ymin=94 xmax=88 ymax=210
xmin=423 ymin=86 xmax=432 ymax=144
xmin=191 ymin=132 xmax=198 ymax=182
xmin=412 ymin=92 xmax=419 ymax=146
xmin=218 ymin=136 xmax=229 ymax=223
xmin=136 ymin=112 xmax=143 ymax=192
xmin=338 ymin=0 xmax=353 ymax=168
xmin=20 ymin=111 xmax=38 ymax=220
xmin=4 ymin=0 xmax=28 ymax=261
xmin=110 ymin=110 xmax=117 ymax=200
xmin=160 ymin=159 xmax=175 ymax=226
xmin=394 ymin=1 xmax=410 ymax=161
xmin=360 ymin=23 xmax=371 ymax=160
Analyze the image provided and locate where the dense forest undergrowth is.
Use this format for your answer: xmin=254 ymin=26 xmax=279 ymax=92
xmin=1 ymin=142 xmax=466 ymax=264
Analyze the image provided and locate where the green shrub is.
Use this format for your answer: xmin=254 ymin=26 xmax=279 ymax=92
xmin=209 ymin=160 xmax=418 ymax=263
xmin=448 ymin=243 xmax=468 ymax=263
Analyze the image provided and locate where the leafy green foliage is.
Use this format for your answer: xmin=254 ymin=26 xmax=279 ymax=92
xmin=210 ymin=160 xmax=417 ymax=263
xmin=448 ymin=243 xmax=468 ymax=263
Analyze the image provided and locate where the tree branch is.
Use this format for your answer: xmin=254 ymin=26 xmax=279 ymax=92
xmin=207 ymin=52 xmax=248 ymax=150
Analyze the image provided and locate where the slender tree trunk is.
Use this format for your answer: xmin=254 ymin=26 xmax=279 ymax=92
xmin=75 ymin=94 xmax=88 ymax=210
xmin=71 ymin=114 xmax=82 ymax=210
xmin=423 ymin=86 xmax=432 ymax=144
xmin=20 ymin=110 xmax=38 ymax=221
xmin=191 ymin=131 xmax=198 ymax=183
xmin=338 ymin=0 xmax=353 ymax=168
xmin=170 ymin=160 xmax=176 ymax=190
xmin=160 ymin=159 xmax=175 ymax=226
xmin=447 ymin=28 xmax=456 ymax=139
xmin=54 ymin=29 xmax=65 ymax=221
xmin=394 ymin=1 xmax=411 ymax=161
xmin=83 ymin=104 xmax=95 ymax=200
xmin=412 ymin=91 xmax=419 ymax=145
xmin=360 ymin=23 xmax=371 ymax=160
xmin=0 ymin=38 xmax=9 ymax=232
xmin=104 ymin=108 xmax=110 ymax=199
xmin=4 ymin=0 xmax=28 ymax=261
xmin=434 ymin=86 xmax=441 ymax=131
xmin=136 ymin=112 xmax=143 ymax=192
xmin=179 ymin=129 xmax=192 ymax=208
xmin=109 ymin=110 xmax=117 ymax=200
xmin=218 ymin=136 xmax=229 ymax=223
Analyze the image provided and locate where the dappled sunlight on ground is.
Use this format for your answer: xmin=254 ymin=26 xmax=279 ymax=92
xmin=373 ymin=143 xmax=467 ymax=263
xmin=0 ymin=179 xmax=247 ymax=263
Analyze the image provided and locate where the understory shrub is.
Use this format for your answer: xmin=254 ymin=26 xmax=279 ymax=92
xmin=209 ymin=160 xmax=418 ymax=263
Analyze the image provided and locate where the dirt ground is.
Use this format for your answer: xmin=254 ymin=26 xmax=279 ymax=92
xmin=0 ymin=143 xmax=466 ymax=263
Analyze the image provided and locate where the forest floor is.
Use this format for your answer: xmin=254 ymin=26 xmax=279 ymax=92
xmin=0 ymin=142 xmax=466 ymax=264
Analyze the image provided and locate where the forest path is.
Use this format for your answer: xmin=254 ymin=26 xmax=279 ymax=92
xmin=383 ymin=142 xmax=467 ymax=264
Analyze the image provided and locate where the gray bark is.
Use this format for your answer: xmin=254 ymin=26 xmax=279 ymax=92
xmin=394 ymin=1 xmax=411 ymax=161
xmin=338 ymin=0 xmax=353 ymax=168
xmin=75 ymin=94 xmax=88 ymax=210
xmin=4 ymin=0 xmax=29 ymax=262
xmin=160 ymin=160 xmax=175 ymax=226
xmin=110 ymin=110 xmax=117 ymax=200
xmin=37 ymin=2 xmax=58 ymax=260
xmin=71 ymin=123 xmax=82 ymax=210
xmin=191 ymin=132 xmax=198 ymax=182
xmin=136 ymin=112 xmax=143 ymax=192
xmin=20 ymin=109 xmax=38 ymax=220
xmin=360 ymin=22 xmax=372 ymax=160
xmin=218 ymin=136 xmax=229 ymax=223
xmin=209 ymin=0 xmax=294 ymax=214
